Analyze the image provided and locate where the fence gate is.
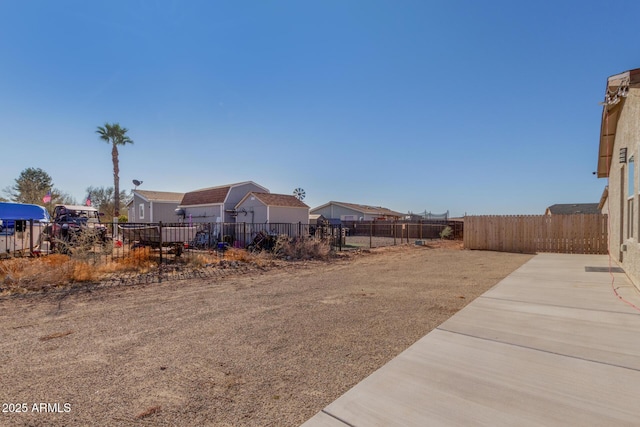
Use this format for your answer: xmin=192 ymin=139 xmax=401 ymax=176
xmin=463 ymin=214 xmax=608 ymax=254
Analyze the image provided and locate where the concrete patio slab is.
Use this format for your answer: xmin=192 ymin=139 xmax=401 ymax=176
xmin=301 ymin=253 xmax=640 ymax=426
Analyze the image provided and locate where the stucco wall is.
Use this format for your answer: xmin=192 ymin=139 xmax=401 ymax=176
xmin=606 ymin=88 xmax=640 ymax=285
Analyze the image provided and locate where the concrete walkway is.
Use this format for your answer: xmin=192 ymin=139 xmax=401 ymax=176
xmin=301 ymin=253 xmax=640 ymax=426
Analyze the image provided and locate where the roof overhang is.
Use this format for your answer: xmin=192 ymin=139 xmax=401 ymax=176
xmin=597 ymin=69 xmax=640 ymax=178
xmin=598 ymin=186 xmax=609 ymax=210
xmin=597 ymin=99 xmax=624 ymax=178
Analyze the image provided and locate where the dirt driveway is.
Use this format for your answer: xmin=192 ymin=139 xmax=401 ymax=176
xmin=0 ymin=244 xmax=532 ymax=426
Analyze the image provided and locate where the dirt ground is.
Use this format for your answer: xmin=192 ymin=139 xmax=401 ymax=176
xmin=0 ymin=243 xmax=532 ymax=427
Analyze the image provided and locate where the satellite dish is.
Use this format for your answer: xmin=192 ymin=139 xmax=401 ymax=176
xmin=133 ymin=179 xmax=143 ymax=189
xmin=293 ymin=188 xmax=306 ymax=201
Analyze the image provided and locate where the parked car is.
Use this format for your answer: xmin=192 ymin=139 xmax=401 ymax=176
xmin=49 ymin=204 xmax=108 ymax=252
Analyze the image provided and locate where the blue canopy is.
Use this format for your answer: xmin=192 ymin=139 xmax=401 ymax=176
xmin=0 ymin=202 xmax=50 ymax=222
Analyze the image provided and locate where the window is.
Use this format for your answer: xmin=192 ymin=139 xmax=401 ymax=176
xmin=139 ymin=203 xmax=145 ymax=220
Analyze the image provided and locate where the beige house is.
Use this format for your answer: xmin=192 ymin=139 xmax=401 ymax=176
xmin=596 ymin=68 xmax=640 ymax=284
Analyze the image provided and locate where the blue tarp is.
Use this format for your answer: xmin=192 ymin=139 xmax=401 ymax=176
xmin=0 ymin=202 xmax=50 ymax=222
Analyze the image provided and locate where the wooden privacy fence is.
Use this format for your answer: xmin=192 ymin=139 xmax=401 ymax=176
xmin=464 ymin=214 xmax=608 ymax=254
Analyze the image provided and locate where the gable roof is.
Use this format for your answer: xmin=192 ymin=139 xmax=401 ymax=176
xmin=180 ymin=181 xmax=268 ymax=206
xmin=238 ymin=192 xmax=309 ymax=209
xmin=181 ymin=185 xmax=231 ymax=206
xmin=546 ymin=203 xmax=600 ymax=215
xmin=597 ymin=68 xmax=640 ymax=178
xmin=135 ymin=190 xmax=184 ymax=203
xmin=312 ymin=201 xmax=404 ymax=217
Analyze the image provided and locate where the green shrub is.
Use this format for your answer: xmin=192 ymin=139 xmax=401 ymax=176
xmin=439 ymin=226 xmax=453 ymax=240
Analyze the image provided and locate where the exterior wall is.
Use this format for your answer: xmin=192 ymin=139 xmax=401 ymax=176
xmin=224 ymin=183 xmax=268 ymax=222
xmin=128 ymin=193 xmax=148 ymax=223
xmin=152 ymin=202 xmax=181 ymax=223
xmin=235 ymin=199 xmax=309 ymax=225
xmin=182 ymin=205 xmax=223 ymax=224
xmin=235 ymin=196 xmax=268 ymax=223
xmin=269 ymin=206 xmax=309 ymax=224
xmin=127 ymin=195 xmax=180 ymax=223
xmin=311 ymin=204 xmax=363 ymax=220
xmin=606 ymin=88 xmax=640 ymax=285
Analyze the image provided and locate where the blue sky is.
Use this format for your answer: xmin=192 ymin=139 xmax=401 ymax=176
xmin=0 ymin=1 xmax=637 ymax=217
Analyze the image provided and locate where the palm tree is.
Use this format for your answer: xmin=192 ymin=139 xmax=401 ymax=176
xmin=96 ymin=123 xmax=134 ymax=218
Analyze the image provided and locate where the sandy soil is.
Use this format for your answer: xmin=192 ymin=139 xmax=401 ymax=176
xmin=0 ymin=243 xmax=532 ymax=426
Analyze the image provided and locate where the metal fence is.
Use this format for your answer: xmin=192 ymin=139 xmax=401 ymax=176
xmin=0 ymin=219 xmax=464 ymax=264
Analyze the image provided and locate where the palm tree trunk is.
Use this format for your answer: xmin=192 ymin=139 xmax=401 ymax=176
xmin=112 ymin=144 xmax=120 ymax=218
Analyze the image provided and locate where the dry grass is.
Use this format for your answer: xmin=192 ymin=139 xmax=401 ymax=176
xmin=0 ymin=239 xmax=334 ymax=295
xmin=274 ymin=236 xmax=332 ymax=260
xmin=0 ymin=255 xmax=76 ymax=293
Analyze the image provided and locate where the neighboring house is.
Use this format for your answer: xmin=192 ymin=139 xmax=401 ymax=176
xmin=235 ymin=192 xmax=309 ymax=225
xmin=596 ymin=67 xmax=640 ymax=283
xmin=309 ymin=214 xmax=326 ymax=226
xmin=310 ymin=201 xmax=404 ymax=221
xmin=405 ymin=210 xmax=450 ymax=221
xmin=127 ymin=190 xmax=185 ymax=223
xmin=177 ymin=181 xmax=269 ymax=223
xmin=545 ymin=203 xmax=600 ymax=215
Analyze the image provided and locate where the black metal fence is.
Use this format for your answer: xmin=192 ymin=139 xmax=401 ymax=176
xmin=0 ymin=219 xmax=464 ymax=264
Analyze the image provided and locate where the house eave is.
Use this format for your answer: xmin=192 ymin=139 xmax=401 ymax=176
xmin=597 ymin=69 xmax=640 ymax=178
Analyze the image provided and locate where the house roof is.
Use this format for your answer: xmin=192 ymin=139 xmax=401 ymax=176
xmin=181 ymin=185 xmax=230 ymax=206
xmin=180 ymin=181 xmax=268 ymax=206
xmin=135 ymin=190 xmax=184 ymax=203
xmin=238 ymin=192 xmax=309 ymax=209
xmin=597 ymin=68 xmax=640 ymax=178
xmin=312 ymin=201 xmax=404 ymax=217
xmin=546 ymin=203 xmax=600 ymax=215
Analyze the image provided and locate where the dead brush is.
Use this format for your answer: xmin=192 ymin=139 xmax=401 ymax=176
xmin=0 ymin=254 xmax=93 ymax=293
xmin=224 ymin=247 xmax=253 ymax=263
xmin=273 ymin=235 xmax=331 ymax=260
xmin=183 ymin=252 xmax=218 ymax=268
xmin=110 ymin=247 xmax=155 ymax=273
xmin=224 ymin=247 xmax=276 ymax=268
xmin=182 ymin=247 xmax=276 ymax=268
